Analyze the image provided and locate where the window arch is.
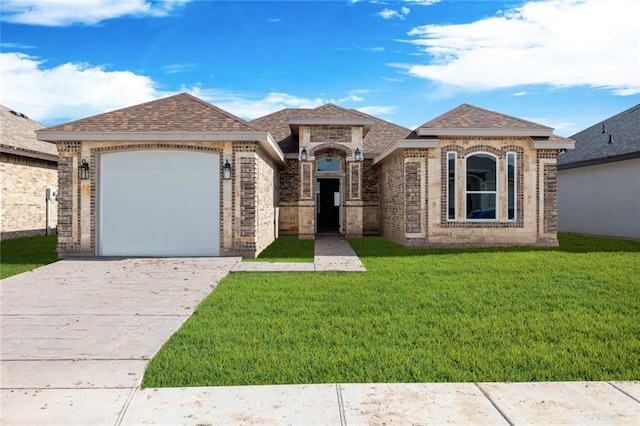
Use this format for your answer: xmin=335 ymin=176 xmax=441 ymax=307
xmin=465 ymin=153 xmax=497 ymax=220
xmin=316 ymin=157 xmax=341 ymax=172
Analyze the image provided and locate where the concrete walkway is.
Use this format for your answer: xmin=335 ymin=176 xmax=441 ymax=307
xmin=2 ymin=246 xmax=639 ymax=424
xmin=232 ymin=234 xmax=366 ymax=272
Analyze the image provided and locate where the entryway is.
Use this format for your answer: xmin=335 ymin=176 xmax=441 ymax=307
xmin=316 ymin=178 xmax=341 ymax=234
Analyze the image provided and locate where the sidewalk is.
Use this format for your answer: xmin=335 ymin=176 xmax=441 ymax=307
xmin=2 ymin=239 xmax=639 ymax=425
xmin=2 ymin=381 xmax=638 ymax=424
xmin=232 ymin=234 xmax=366 ymax=272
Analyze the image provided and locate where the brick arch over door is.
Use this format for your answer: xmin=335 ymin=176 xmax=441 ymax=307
xmin=310 ymin=143 xmax=352 ymax=157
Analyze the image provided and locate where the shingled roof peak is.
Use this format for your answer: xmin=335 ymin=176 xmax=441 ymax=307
xmin=419 ymin=103 xmax=553 ymax=131
xmin=39 ymin=92 xmax=262 ymax=134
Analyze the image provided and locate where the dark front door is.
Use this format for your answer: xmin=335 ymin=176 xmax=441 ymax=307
xmin=317 ymin=178 xmax=340 ymax=233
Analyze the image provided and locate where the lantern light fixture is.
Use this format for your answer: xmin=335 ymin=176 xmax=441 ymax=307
xmin=355 ymin=148 xmax=362 ymax=162
xmin=300 ymin=147 xmax=308 ymax=161
xmin=223 ymin=160 xmax=232 ymax=179
xmin=78 ymin=159 xmax=90 ymax=180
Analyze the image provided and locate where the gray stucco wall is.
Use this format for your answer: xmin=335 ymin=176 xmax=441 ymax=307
xmin=558 ymin=158 xmax=640 ymax=239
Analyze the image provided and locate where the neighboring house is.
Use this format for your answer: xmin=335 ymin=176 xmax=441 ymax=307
xmin=37 ymin=93 xmax=572 ymax=258
xmin=1 ymin=105 xmax=58 ymax=240
xmin=557 ymin=104 xmax=640 ymax=239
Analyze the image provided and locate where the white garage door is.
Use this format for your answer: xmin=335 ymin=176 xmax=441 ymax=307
xmin=99 ymin=150 xmax=220 ymax=256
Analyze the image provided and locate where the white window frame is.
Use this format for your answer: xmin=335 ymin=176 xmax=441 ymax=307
xmin=446 ymin=152 xmax=457 ymax=221
xmin=464 ymin=152 xmax=498 ymax=222
xmin=506 ymin=152 xmax=517 ymax=222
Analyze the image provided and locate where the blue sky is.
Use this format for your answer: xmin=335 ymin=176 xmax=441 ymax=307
xmin=1 ymin=0 xmax=638 ymax=136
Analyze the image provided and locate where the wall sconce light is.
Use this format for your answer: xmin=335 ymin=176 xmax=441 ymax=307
xmin=355 ymin=148 xmax=362 ymax=162
xmin=78 ymin=159 xmax=90 ymax=180
xmin=223 ymin=160 xmax=232 ymax=179
xmin=300 ymin=148 xmax=307 ymax=161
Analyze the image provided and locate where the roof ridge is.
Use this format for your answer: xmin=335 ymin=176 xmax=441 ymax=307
xmin=348 ymin=107 xmax=412 ymax=133
xmin=461 ymin=103 xmax=553 ymax=129
xmin=180 ymin=93 xmax=263 ymax=132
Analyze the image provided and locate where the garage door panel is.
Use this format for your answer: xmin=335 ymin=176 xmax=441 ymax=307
xmin=99 ymin=150 xmax=220 ymax=256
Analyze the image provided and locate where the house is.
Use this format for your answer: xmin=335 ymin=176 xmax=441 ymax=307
xmin=557 ymin=104 xmax=639 ymax=239
xmin=1 ymin=105 xmax=58 ymax=240
xmin=37 ymin=93 xmax=573 ymax=258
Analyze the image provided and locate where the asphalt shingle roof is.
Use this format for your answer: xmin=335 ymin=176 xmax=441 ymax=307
xmin=251 ymin=103 xmax=411 ymax=154
xmin=1 ymin=104 xmax=57 ymax=157
xmin=557 ymin=104 xmax=640 ymax=168
xmin=39 ymin=93 xmax=261 ymax=134
xmin=416 ymin=103 xmax=553 ymax=131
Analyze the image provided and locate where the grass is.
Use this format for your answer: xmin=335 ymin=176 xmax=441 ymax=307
xmin=142 ymin=233 xmax=640 ymax=387
xmin=245 ymin=235 xmax=315 ymax=263
xmin=0 ymin=235 xmax=58 ymax=279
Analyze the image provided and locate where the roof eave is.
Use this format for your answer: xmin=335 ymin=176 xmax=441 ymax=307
xmin=289 ymin=118 xmax=374 ymax=137
xmin=36 ymin=131 xmax=285 ymax=164
xmin=530 ymin=139 xmax=575 ymax=150
xmin=417 ymin=127 xmax=554 ymax=138
xmin=372 ymin=139 xmax=439 ymax=166
xmin=0 ymin=145 xmax=58 ymax=162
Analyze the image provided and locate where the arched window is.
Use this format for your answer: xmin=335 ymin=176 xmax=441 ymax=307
xmin=316 ymin=157 xmax=341 ymax=172
xmin=465 ymin=153 xmax=497 ymax=220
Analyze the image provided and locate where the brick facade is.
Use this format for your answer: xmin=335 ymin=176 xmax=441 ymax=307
xmin=1 ymin=153 xmax=58 ymax=239
xmin=378 ymin=138 xmax=562 ymax=248
xmin=53 ymin=140 xmax=278 ymax=258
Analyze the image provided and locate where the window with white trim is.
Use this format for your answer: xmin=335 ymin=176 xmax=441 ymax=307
xmin=465 ymin=153 xmax=497 ymax=220
xmin=507 ymin=152 xmax=516 ymax=221
xmin=447 ymin=152 xmax=456 ymax=220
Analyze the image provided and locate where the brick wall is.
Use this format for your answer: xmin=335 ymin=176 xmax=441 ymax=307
xmin=362 ymin=159 xmax=379 ymax=234
xmin=379 ymin=151 xmax=405 ymax=245
xmin=310 ymin=126 xmax=351 ymax=144
xmin=279 ymin=158 xmax=299 ymax=203
xmin=254 ymin=146 xmax=278 ymax=255
xmin=1 ymin=153 xmax=58 ymax=239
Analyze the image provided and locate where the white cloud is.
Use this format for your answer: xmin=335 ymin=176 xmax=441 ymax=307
xmin=512 ymin=91 xmax=527 ymax=97
xmin=162 ymin=63 xmax=197 ymax=74
xmin=405 ymin=0 xmax=440 ymax=5
xmin=379 ymin=7 xmax=410 ymax=20
xmin=1 ymin=0 xmax=190 ymax=26
xmin=0 ymin=41 xmax=35 ymax=49
xmin=401 ymin=0 xmax=640 ymax=95
xmin=0 ymin=52 xmax=158 ymax=123
xmin=182 ymin=87 xmax=317 ymax=119
xmin=0 ymin=52 xmax=375 ymax=124
xmin=357 ymin=105 xmax=397 ymax=116
xmin=185 ymin=86 xmax=369 ymax=120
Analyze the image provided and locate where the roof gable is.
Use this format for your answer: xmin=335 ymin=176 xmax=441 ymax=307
xmin=416 ymin=104 xmax=553 ymax=137
xmin=39 ymin=93 xmax=261 ymax=133
xmin=0 ymin=104 xmax=57 ymax=158
xmin=251 ymin=104 xmax=411 ymax=154
xmin=558 ymin=104 xmax=640 ymax=168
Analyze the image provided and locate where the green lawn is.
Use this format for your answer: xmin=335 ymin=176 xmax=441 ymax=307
xmin=0 ymin=235 xmax=58 ymax=279
xmin=245 ymin=235 xmax=314 ymax=263
xmin=142 ymin=233 xmax=640 ymax=387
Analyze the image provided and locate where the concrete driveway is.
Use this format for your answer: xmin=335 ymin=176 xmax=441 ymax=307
xmin=1 ymin=257 xmax=239 ymax=423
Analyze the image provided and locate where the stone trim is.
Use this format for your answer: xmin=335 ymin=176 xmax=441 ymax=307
xmin=310 ymin=142 xmax=353 ymax=157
